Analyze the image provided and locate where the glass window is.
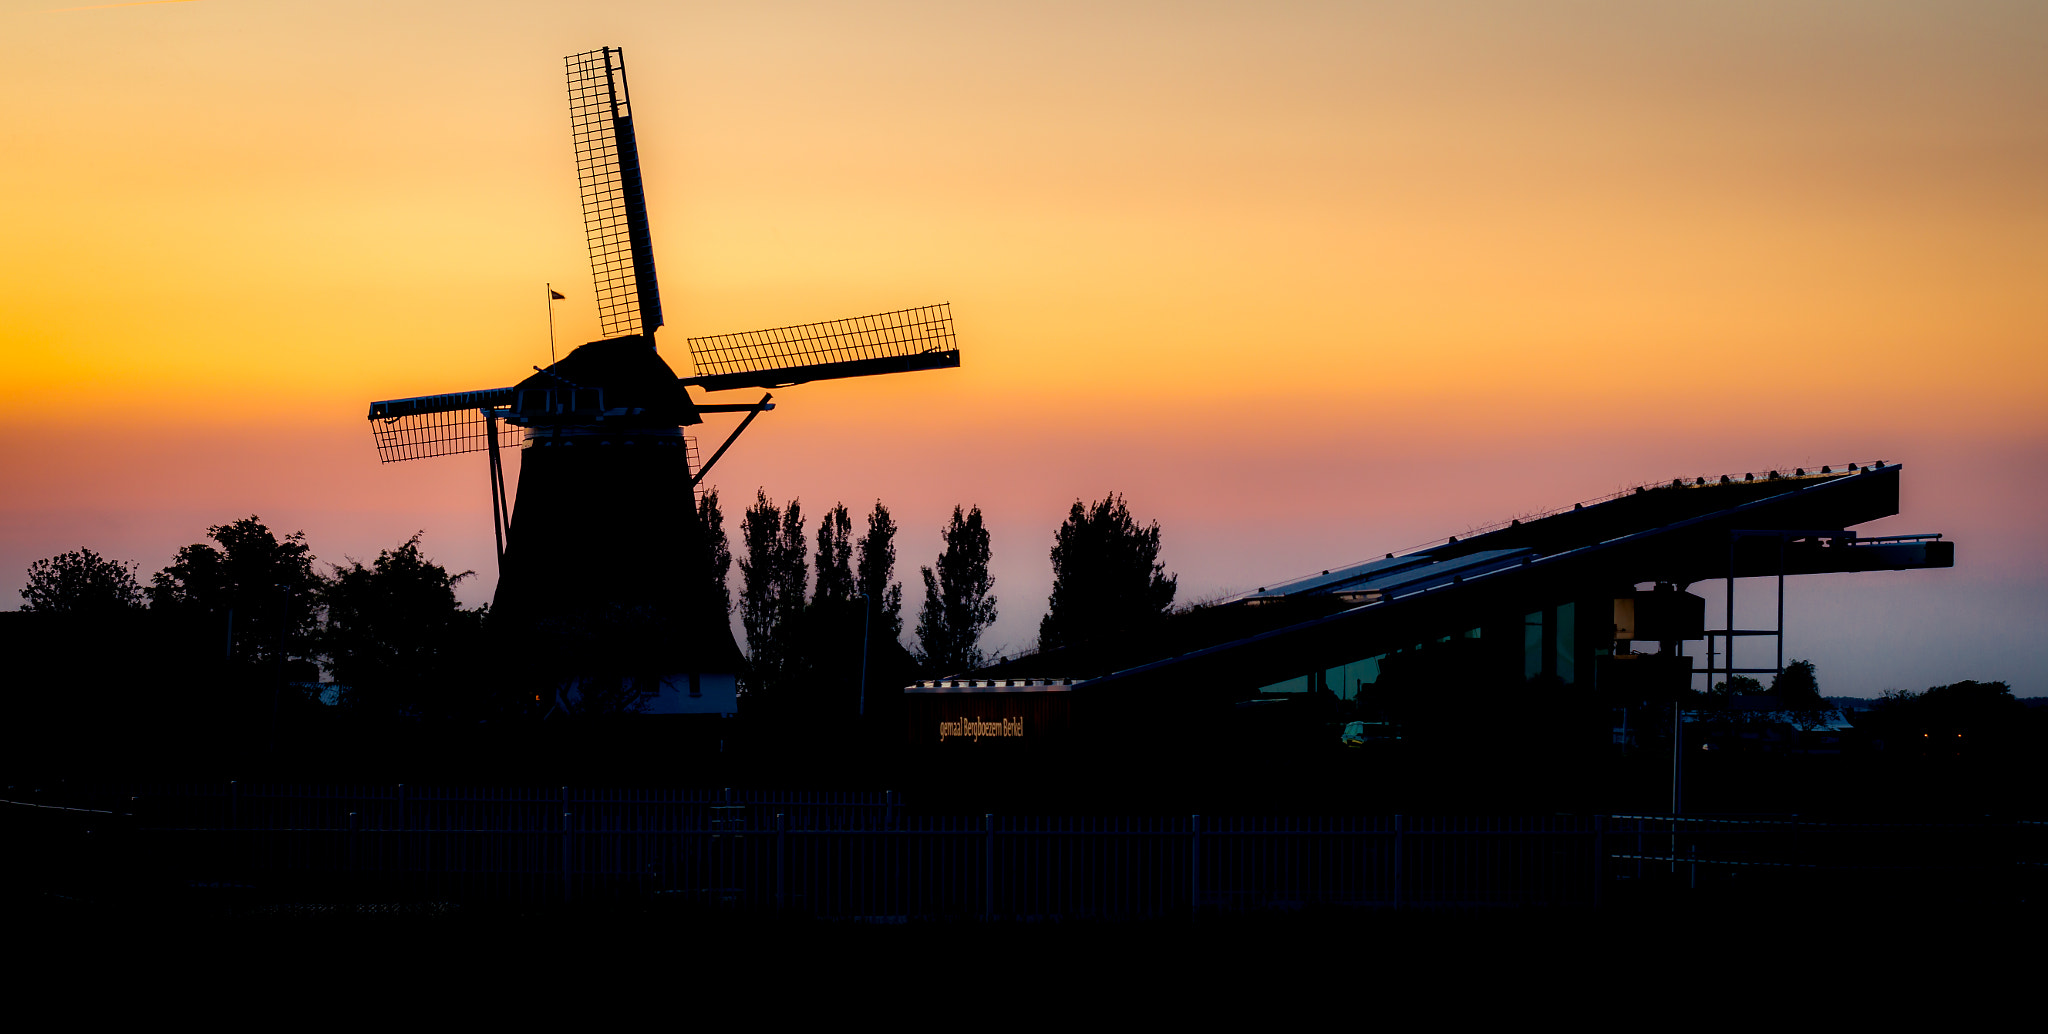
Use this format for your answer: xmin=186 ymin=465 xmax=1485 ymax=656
xmin=1314 ymin=655 xmax=1385 ymax=701
xmin=1524 ymin=612 xmax=1544 ymax=680
xmin=1351 ymin=655 xmax=1383 ymax=699
xmin=1259 ymin=675 xmax=1308 ymax=695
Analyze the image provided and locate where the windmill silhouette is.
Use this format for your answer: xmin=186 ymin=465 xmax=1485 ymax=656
xmin=364 ymin=47 xmax=960 ymax=715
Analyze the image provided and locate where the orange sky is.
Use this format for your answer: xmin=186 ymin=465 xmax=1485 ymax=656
xmin=3 ymin=1 xmax=2043 ymax=692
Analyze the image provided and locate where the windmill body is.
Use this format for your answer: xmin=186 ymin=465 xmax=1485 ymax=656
xmin=364 ymin=48 xmax=959 ymax=716
xmin=494 ymin=334 xmax=738 ymax=715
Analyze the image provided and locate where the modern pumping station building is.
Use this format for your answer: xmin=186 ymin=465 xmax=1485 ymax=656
xmin=907 ymin=462 xmax=1951 ymax=745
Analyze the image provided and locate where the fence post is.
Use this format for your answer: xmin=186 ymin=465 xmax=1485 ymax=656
xmin=776 ymin=812 xmax=787 ymax=911
xmin=1392 ymin=814 xmax=1405 ymax=910
xmin=348 ymin=810 xmax=360 ymax=872
xmin=984 ymin=813 xmax=996 ymax=921
xmin=229 ymin=780 xmax=238 ymax=830
xmin=1191 ymin=814 xmax=1203 ymax=917
xmin=395 ymin=783 xmax=407 ymax=879
xmin=1635 ymin=817 xmax=1644 ymax=880
xmin=561 ymin=785 xmax=573 ymax=905
xmin=1593 ymin=814 xmax=1606 ymax=909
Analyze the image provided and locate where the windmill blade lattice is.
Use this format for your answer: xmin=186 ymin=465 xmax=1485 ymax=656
xmin=367 ymin=388 xmax=519 ymax=463
xmin=567 ymin=47 xmax=663 ymax=339
xmin=683 ymin=303 xmax=959 ymax=392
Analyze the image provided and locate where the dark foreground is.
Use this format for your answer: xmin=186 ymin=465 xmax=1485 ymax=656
xmin=9 ymin=787 xmax=2044 ymax=989
xmin=9 ymin=886 xmax=2039 ymax=1003
xmin=9 ymin=798 xmax=2041 ymax=1014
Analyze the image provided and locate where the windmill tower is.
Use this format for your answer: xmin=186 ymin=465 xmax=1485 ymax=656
xmin=364 ymin=47 xmax=961 ymax=715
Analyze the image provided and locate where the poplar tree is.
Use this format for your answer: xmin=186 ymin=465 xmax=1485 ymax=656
xmin=739 ymin=491 xmax=807 ymax=700
xmin=916 ymin=505 xmax=997 ymax=675
xmin=813 ymin=503 xmax=854 ymax=607
xmin=856 ymin=501 xmax=905 ymax=644
xmin=792 ymin=502 xmax=866 ymax=715
xmin=698 ymin=487 xmax=733 ymax=615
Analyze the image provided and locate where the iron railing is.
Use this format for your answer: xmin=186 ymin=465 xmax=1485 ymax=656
xmin=91 ymin=784 xmax=2044 ymax=917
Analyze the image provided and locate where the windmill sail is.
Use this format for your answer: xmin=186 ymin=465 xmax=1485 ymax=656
xmin=367 ymin=387 xmax=519 ymax=463
xmin=683 ymin=303 xmax=960 ymax=392
xmin=567 ymin=47 xmax=663 ymax=339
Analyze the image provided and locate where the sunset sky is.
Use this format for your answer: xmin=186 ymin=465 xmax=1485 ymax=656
xmin=3 ymin=1 xmax=2043 ymax=695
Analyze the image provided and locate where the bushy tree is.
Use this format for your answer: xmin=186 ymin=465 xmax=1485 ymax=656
xmin=319 ymin=534 xmax=484 ymax=719
xmin=19 ymin=548 xmax=144 ymax=615
xmin=698 ymin=487 xmax=733 ymax=615
xmin=916 ymin=505 xmax=996 ymax=675
xmin=1769 ymin=660 xmax=1821 ymax=705
xmin=856 ymin=500 xmax=904 ymax=645
xmin=1706 ymin=674 xmax=1764 ymax=708
xmin=739 ymin=491 xmax=807 ymax=700
xmin=1038 ymin=493 xmax=1177 ymax=653
xmin=1769 ymin=658 xmax=1832 ymax=729
xmin=1860 ymin=680 xmax=2028 ymax=752
xmin=150 ymin=516 xmax=321 ymax=672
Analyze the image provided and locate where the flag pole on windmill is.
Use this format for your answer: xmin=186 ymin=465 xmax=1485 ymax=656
xmin=546 ymin=284 xmax=565 ymax=364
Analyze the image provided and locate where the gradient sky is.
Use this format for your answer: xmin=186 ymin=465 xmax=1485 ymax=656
xmin=3 ymin=1 xmax=2043 ymax=695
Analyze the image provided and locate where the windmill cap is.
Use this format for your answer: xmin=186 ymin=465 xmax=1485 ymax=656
xmin=514 ymin=335 xmax=698 ymax=425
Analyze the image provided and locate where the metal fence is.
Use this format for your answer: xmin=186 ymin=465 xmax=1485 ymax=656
xmin=107 ymin=784 xmax=2041 ymax=917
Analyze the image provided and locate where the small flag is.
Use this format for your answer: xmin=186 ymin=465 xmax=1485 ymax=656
xmin=550 ymin=289 xmax=566 ymax=300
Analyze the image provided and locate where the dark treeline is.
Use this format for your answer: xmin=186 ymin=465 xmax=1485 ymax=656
xmin=730 ymin=493 xmax=920 ymax=721
xmin=1 ymin=492 xmax=1186 ymax=785
xmin=15 ymin=495 xmax=2031 ymax=818
xmin=5 ymin=521 xmax=502 ymax=783
xmin=724 ymin=491 xmax=1174 ymax=707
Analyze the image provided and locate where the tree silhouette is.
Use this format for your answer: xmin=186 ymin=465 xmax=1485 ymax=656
xmin=916 ymin=504 xmax=997 ymax=675
xmin=1038 ymin=493 xmax=1177 ymax=653
xmin=1859 ymin=680 xmax=2029 ymax=755
xmin=1769 ymin=658 xmax=1831 ymax=730
xmin=789 ymin=502 xmax=868 ymax=716
xmin=150 ymin=516 xmax=321 ymax=673
xmin=319 ymin=534 xmax=483 ymax=719
xmin=1769 ymin=659 xmax=1821 ymax=705
xmin=19 ymin=548 xmax=144 ymax=615
xmin=813 ymin=503 xmax=854 ymax=607
xmin=1707 ymin=674 xmax=1764 ymax=708
xmin=698 ymin=487 xmax=733 ymax=616
xmin=739 ymin=491 xmax=807 ymax=702
xmin=856 ymin=500 xmax=904 ymax=645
